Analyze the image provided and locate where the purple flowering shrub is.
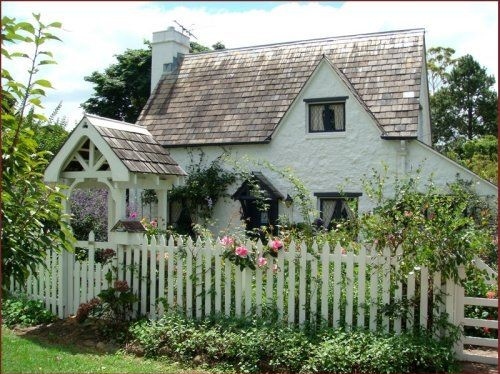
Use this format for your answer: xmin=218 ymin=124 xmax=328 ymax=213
xmin=70 ymin=188 xmax=108 ymax=241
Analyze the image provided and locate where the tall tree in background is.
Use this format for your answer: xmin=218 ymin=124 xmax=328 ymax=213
xmin=427 ymin=46 xmax=456 ymax=95
xmin=428 ymin=49 xmax=498 ymax=184
xmin=81 ymin=43 xmax=152 ymax=123
xmin=431 ymin=54 xmax=497 ymax=146
xmin=82 ymin=39 xmax=224 ymax=123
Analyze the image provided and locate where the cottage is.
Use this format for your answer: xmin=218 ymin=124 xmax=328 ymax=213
xmin=135 ymin=27 xmax=497 ymax=233
xmin=45 ymin=26 xmax=497 ymax=235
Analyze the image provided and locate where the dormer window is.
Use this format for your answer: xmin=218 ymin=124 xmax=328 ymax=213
xmin=305 ymin=97 xmax=347 ymax=133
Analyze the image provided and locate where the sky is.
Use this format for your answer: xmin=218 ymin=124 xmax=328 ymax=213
xmin=2 ymin=1 xmax=498 ymax=128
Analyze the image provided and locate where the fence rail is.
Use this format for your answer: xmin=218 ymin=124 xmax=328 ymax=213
xmin=11 ymin=234 xmax=498 ymax=365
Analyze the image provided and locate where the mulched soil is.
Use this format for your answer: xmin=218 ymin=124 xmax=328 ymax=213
xmin=11 ymin=317 xmax=121 ymax=354
xmin=10 ymin=317 xmax=498 ymax=373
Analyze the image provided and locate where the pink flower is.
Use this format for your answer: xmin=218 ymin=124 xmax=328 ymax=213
xmin=235 ymin=246 xmax=249 ymax=257
xmin=486 ymin=290 xmax=496 ymax=299
xmin=220 ymin=236 xmax=234 ymax=247
xmin=257 ymin=257 xmax=267 ymax=267
xmin=268 ymin=238 xmax=283 ymax=252
xmin=150 ymin=220 xmax=158 ymax=228
xmin=129 ymin=212 xmax=138 ymax=219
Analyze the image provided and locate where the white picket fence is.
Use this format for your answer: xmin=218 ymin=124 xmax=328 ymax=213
xmin=11 ymin=234 xmax=498 ymax=364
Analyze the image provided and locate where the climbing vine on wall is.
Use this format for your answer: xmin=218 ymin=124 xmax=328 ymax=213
xmin=169 ymin=150 xmax=236 ymax=226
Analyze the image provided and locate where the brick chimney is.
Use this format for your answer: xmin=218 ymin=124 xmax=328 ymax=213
xmin=151 ymin=26 xmax=190 ymax=93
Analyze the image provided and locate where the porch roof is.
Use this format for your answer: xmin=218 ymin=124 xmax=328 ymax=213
xmin=87 ymin=114 xmax=186 ymax=176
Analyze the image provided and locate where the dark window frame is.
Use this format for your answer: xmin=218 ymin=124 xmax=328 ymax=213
xmin=305 ymin=96 xmax=348 ymax=134
xmin=314 ymin=192 xmax=361 ymax=229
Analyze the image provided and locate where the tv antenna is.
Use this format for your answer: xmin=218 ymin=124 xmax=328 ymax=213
xmin=174 ymin=20 xmax=198 ymax=40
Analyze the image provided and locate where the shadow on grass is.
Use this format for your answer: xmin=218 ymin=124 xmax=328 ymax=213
xmin=9 ymin=317 xmax=125 ymax=356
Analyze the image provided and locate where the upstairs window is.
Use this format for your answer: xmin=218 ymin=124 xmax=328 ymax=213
xmin=305 ymin=97 xmax=347 ymax=133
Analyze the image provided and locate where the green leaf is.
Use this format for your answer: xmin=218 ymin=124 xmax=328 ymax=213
xmin=39 ymin=51 xmax=54 ymax=57
xmin=30 ymin=88 xmax=46 ymax=96
xmin=33 ymin=79 xmax=53 ymax=88
xmin=9 ymin=52 xmax=29 ymax=58
xmin=41 ymin=32 xmax=62 ymax=42
xmin=28 ymin=97 xmax=42 ymax=107
xmin=38 ymin=60 xmax=57 ymax=65
xmin=48 ymin=21 xmax=62 ymax=28
xmin=17 ymin=22 xmax=35 ymax=34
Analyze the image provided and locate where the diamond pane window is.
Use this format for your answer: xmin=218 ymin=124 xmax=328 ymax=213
xmin=309 ymin=102 xmax=345 ymax=132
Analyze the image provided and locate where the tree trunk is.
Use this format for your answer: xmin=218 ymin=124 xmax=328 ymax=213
xmin=467 ymin=105 xmax=473 ymax=140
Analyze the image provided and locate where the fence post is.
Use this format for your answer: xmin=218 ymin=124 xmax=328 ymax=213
xmin=453 ymin=266 xmax=465 ymax=360
xmin=58 ymin=250 xmax=69 ymax=318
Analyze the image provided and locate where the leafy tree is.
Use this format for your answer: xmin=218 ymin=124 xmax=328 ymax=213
xmin=212 ymin=41 xmax=226 ymax=50
xmin=82 ymin=39 xmax=224 ymax=123
xmin=189 ymin=41 xmax=210 ymax=53
xmin=81 ymin=43 xmax=151 ymax=123
xmin=444 ymin=135 xmax=497 ymax=184
xmin=1 ymin=14 xmax=74 ymax=290
xmin=426 ymin=46 xmax=456 ymax=94
xmin=32 ymin=102 xmax=69 ymax=159
xmin=360 ymin=168 xmax=496 ymax=283
xmin=431 ymin=54 xmax=497 ymax=145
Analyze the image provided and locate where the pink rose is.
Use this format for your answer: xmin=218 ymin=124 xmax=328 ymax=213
xmin=150 ymin=220 xmax=158 ymax=228
xmin=268 ymin=239 xmax=283 ymax=251
xmin=220 ymin=236 xmax=234 ymax=247
xmin=235 ymin=246 xmax=249 ymax=257
xmin=257 ymin=257 xmax=267 ymax=267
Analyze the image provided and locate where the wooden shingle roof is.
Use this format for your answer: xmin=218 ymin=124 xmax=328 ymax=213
xmin=86 ymin=114 xmax=186 ymax=176
xmin=138 ymin=29 xmax=425 ymax=146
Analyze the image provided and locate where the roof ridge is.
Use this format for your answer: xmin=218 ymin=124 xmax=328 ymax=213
xmin=84 ymin=112 xmax=138 ymax=126
xmin=85 ymin=113 xmax=150 ymax=135
xmin=185 ymin=28 xmax=425 ymax=57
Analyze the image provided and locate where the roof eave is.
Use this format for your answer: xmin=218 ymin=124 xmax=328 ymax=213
xmin=161 ymin=139 xmax=272 ymax=148
xmin=380 ymin=135 xmax=418 ymax=140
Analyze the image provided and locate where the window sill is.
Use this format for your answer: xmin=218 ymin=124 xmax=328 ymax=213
xmin=305 ymin=132 xmax=346 ymax=140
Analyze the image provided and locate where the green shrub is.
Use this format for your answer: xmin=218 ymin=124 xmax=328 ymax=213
xmin=303 ymin=329 xmax=458 ymax=373
xmin=128 ymin=313 xmax=458 ymax=373
xmin=2 ymin=294 xmax=57 ymax=327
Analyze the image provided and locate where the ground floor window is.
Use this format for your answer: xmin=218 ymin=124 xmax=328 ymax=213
xmin=232 ymin=172 xmax=284 ymax=234
xmin=314 ymin=192 xmax=361 ymax=230
xmin=169 ymin=199 xmax=193 ymax=235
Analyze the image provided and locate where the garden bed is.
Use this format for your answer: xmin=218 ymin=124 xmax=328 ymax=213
xmin=6 ymin=317 xmax=497 ymax=374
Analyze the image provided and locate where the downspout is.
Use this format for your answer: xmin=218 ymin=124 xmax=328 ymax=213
xmin=397 ymin=140 xmax=408 ymax=175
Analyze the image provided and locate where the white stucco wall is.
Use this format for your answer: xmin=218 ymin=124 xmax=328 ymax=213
xmin=167 ymin=60 xmax=497 ymax=233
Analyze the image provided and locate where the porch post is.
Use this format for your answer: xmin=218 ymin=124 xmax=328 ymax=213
xmin=156 ymin=188 xmax=168 ymax=230
xmin=112 ymin=185 xmax=127 ymax=220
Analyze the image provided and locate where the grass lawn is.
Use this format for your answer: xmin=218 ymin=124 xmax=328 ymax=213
xmin=1 ymin=328 xmax=198 ymax=373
